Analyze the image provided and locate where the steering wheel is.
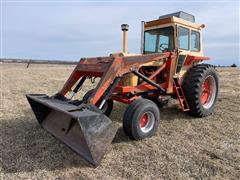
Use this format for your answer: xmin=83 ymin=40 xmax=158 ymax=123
xmin=158 ymin=43 xmax=169 ymax=52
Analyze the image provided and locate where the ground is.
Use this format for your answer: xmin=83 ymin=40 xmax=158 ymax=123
xmin=1 ymin=63 xmax=239 ymax=179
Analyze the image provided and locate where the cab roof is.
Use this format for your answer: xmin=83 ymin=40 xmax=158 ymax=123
xmin=145 ymin=12 xmax=204 ymax=30
xmin=159 ymin=11 xmax=195 ymax=23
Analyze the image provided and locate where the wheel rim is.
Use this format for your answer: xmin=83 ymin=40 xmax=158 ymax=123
xmin=140 ymin=112 xmax=155 ymax=133
xmin=201 ymin=75 xmax=217 ymax=109
xmin=100 ymin=102 xmax=108 ymax=112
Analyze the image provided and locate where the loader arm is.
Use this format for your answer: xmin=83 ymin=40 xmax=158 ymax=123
xmin=26 ymin=52 xmax=177 ymax=166
xmin=59 ymin=52 xmax=173 ymax=105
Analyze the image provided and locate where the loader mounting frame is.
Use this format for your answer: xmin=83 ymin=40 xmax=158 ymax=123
xmin=59 ymin=52 xmax=175 ymax=104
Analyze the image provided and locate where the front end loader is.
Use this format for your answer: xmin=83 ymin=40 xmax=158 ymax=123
xmin=27 ymin=12 xmax=219 ymax=166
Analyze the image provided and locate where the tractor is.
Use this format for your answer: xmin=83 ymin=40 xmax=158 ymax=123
xmin=26 ymin=12 xmax=219 ymax=166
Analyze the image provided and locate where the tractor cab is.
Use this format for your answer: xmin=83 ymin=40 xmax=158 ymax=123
xmin=142 ymin=11 xmax=205 ymax=57
xmin=120 ymin=12 xmax=206 ymax=87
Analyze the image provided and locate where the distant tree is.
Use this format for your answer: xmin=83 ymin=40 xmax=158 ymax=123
xmin=230 ymin=64 xmax=237 ymax=67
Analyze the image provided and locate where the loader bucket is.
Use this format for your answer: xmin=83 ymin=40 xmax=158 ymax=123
xmin=26 ymin=94 xmax=118 ymax=167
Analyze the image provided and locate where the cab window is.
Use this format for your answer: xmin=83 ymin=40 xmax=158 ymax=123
xmin=179 ymin=26 xmax=189 ymax=50
xmin=144 ymin=33 xmax=157 ymax=52
xmin=144 ymin=26 xmax=174 ymax=54
xmin=191 ymin=30 xmax=200 ymax=51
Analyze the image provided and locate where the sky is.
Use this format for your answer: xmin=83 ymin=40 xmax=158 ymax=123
xmin=1 ymin=0 xmax=239 ymax=66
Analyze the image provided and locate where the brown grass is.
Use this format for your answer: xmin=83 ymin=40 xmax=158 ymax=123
xmin=1 ymin=63 xmax=240 ymax=179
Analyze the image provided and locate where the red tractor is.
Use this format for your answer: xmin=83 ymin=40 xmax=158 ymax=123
xmin=27 ymin=12 xmax=219 ymax=166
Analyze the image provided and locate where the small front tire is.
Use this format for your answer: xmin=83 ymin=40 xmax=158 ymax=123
xmin=123 ymin=98 xmax=160 ymax=140
xmin=83 ymin=89 xmax=113 ymax=116
xmin=146 ymin=96 xmax=169 ymax=108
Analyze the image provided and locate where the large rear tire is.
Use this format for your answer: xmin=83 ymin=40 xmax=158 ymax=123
xmin=123 ymin=98 xmax=160 ymax=140
xmin=182 ymin=64 xmax=219 ymax=117
xmin=83 ymin=89 xmax=113 ymax=116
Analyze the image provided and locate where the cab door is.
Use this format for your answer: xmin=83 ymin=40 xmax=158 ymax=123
xmin=176 ymin=25 xmax=203 ymax=75
xmin=176 ymin=25 xmax=190 ymax=74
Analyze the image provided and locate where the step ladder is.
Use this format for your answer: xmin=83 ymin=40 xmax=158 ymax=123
xmin=173 ymin=78 xmax=190 ymax=112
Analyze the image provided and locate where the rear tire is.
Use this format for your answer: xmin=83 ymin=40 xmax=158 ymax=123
xmin=83 ymin=89 xmax=113 ymax=116
xmin=182 ymin=64 xmax=219 ymax=117
xmin=123 ymin=98 xmax=160 ymax=140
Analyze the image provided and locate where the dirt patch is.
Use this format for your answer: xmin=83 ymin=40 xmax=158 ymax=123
xmin=1 ymin=63 xmax=240 ymax=179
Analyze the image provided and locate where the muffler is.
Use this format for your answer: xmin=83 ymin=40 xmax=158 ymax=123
xmin=26 ymin=94 xmax=118 ymax=167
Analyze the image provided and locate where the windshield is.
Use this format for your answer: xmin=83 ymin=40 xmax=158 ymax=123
xmin=144 ymin=26 xmax=174 ymax=54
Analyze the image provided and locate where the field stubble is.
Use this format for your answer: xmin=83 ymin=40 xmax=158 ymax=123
xmin=1 ymin=63 xmax=240 ymax=179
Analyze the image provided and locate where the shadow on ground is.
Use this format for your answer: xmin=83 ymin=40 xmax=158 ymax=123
xmin=2 ymin=102 xmax=191 ymax=173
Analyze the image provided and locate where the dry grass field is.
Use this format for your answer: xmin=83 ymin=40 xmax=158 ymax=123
xmin=1 ymin=63 xmax=240 ymax=179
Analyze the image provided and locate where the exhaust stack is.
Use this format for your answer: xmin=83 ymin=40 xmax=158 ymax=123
xmin=121 ymin=24 xmax=129 ymax=53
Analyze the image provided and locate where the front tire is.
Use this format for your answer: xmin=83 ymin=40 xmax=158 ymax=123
xmin=146 ymin=96 xmax=169 ymax=108
xmin=83 ymin=89 xmax=113 ymax=116
xmin=182 ymin=64 xmax=219 ymax=117
xmin=123 ymin=98 xmax=160 ymax=140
